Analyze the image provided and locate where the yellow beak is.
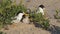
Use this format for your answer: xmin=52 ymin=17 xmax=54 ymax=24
xmin=24 ymin=13 xmax=29 ymax=16
xmin=23 ymin=12 xmax=29 ymax=16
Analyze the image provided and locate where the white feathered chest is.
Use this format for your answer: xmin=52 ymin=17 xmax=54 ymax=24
xmin=37 ymin=7 xmax=44 ymax=15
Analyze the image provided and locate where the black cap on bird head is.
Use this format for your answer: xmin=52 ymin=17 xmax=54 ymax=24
xmin=39 ymin=5 xmax=45 ymax=9
xmin=16 ymin=10 xmax=23 ymax=15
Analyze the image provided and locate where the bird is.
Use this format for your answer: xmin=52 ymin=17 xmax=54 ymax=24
xmin=11 ymin=11 xmax=25 ymax=23
xmin=36 ymin=5 xmax=45 ymax=15
xmin=14 ymin=10 xmax=29 ymax=23
xmin=17 ymin=13 xmax=24 ymax=21
xmin=11 ymin=9 xmax=31 ymax=24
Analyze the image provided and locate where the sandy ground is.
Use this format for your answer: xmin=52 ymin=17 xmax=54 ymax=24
xmin=1 ymin=0 xmax=60 ymax=34
xmin=1 ymin=23 xmax=51 ymax=34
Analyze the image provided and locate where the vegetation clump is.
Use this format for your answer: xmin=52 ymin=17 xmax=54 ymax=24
xmin=29 ymin=12 xmax=50 ymax=30
xmin=54 ymin=9 xmax=60 ymax=19
xmin=0 ymin=0 xmax=27 ymax=29
xmin=0 ymin=31 xmax=6 ymax=34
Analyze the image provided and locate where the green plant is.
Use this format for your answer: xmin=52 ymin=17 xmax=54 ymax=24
xmin=0 ymin=31 xmax=6 ymax=34
xmin=0 ymin=0 xmax=27 ymax=29
xmin=54 ymin=9 xmax=60 ymax=19
xmin=42 ymin=19 xmax=50 ymax=29
xmin=0 ymin=31 xmax=3 ymax=34
xmin=29 ymin=13 xmax=50 ymax=29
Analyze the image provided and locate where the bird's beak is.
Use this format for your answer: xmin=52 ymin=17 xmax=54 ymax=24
xmin=23 ymin=12 xmax=29 ymax=16
xmin=24 ymin=13 xmax=29 ymax=16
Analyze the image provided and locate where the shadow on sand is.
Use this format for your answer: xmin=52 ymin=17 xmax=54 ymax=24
xmin=33 ymin=22 xmax=60 ymax=34
xmin=48 ymin=25 xmax=60 ymax=34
